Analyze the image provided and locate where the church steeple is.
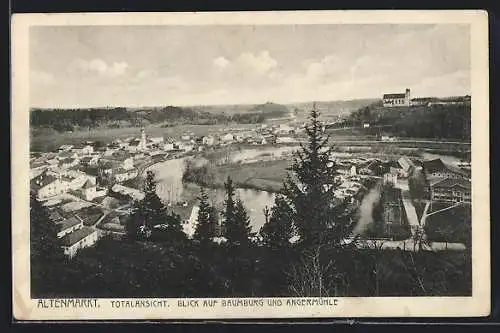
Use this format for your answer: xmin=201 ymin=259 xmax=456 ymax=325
xmin=139 ymin=127 xmax=147 ymax=150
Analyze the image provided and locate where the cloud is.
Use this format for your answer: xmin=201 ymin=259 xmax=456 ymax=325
xmin=30 ymin=70 xmax=55 ymax=85
xmin=235 ymin=51 xmax=277 ymax=76
xmin=68 ymin=58 xmax=129 ymax=78
xmin=213 ymin=51 xmax=279 ymax=81
xmin=135 ymin=69 xmax=158 ymax=80
xmin=213 ymin=56 xmax=230 ymax=70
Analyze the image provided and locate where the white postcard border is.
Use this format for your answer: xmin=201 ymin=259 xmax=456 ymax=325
xmin=11 ymin=10 xmax=490 ymax=320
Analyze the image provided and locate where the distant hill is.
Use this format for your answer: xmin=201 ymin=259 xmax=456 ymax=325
xmin=343 ymin=97 xmax=471 ymax=140
xmin=249 ymin=102 xmax=291 ymax=119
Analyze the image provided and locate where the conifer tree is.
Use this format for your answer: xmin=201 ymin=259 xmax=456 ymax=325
xmin=193 ymin=187 xmax=215 ymax=243
xmin=282 ymin=105 xmax=347 ymax=246
xmin=228 ymin=198 xmax=253 ymax=244
xmin=221 ymin=176 xmax=236 ymax=238
xmin=260 ymin=194 xmax=295 ymax=248
xmin=127 ymin=170 xmax=183 ymax=241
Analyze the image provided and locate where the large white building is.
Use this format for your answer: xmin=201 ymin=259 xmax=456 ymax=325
xmin=383 ymin=88 xmax=411 ymax=107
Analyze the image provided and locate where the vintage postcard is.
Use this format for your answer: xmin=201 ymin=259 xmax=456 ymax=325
xmin=12 ymin=10 xmax=490 ymax=320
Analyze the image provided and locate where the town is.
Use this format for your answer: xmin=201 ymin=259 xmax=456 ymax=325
xmin=30 ymin=98 xmax=472 ymax=259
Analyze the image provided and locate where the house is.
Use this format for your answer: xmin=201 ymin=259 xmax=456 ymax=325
xmin=202 ymin=135 xmax=215 ymax=146
xmin=149 ymin=137 xmax=164 ymax=145
xmin=164 ymin=142 xmax=175 ymax=151
xmin=383 ymin=173 xmax=398 ymax=186
xmin=429 ymin=178 xmax=471 ymax=203
xmin=383 ymin=88 xmax=411 ymax=107
xmin=80 ymin=155 xmax=100 ymax=167
xmin=397 ymin=156 xmax=416 ymax=178
xmin=104 ymin=147 xmax=119 ymax=157
xmin=113 ymin=167 xmax=139 ymax=183
xmin=111 ymin=184 xmax=145 ymax=201
xmin=363 ymin=123 xmax=370 ymax=128
xmin=56 ymin=216 xmax=84 ymax=238
xmin=59 ymin=157 xmax=80 ymax=169
xmin=126 ymin=140 xmax=141 ymax=152
xmin=60 ymin=226 xmax=100 ymax=258
xmin=422 ymin=158 xmax=468 ymax=181
xmin=58 ymin=145 xmax=74 ymax=152
xmin=57 ymin=151 xmax=78 ymax=161
xmin=31 ymin=172 xmax=68 ymax=200
xmin=275 ymin=136 xmax=295 ymax=144
xmin=81 ymin=179 xmax=107 ymax=201
xmin=275 ymin=124 xmax=294 ymax=135
xmin=81 ymin=145 xmax=94 ymax=156
xmin=220 ymin=133 xmax=234 ymax=143
xmin=181 ymin=135 xmax=191 ymax=141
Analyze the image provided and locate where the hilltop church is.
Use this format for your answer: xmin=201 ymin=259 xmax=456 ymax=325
xmin=383 ymin=88 xmax=411 ymax=107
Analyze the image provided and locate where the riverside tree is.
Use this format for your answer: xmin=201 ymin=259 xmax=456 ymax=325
xmin=193 ymin=187 xmax=216 ymax=243
xmin=126 ymin=170 xmax=184 ymax=241
xmin=222 ymin=176 xmax=253 ymax=245
xmin=282 ymin=105 xmax=349 ymax=246
xmin=260 ymin=194 xmax=295 ymax=248
xmin=280 ymin=105 xmax=353 ymax=296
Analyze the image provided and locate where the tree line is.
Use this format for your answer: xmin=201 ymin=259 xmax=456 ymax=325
xmin=30 ymin=106 xmax=266 ymax=133
xmin=31 ymin=107 xmax=472 ymax=298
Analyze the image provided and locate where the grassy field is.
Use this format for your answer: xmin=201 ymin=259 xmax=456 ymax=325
xmin=188 ymin=159 xmax=290 ymax=193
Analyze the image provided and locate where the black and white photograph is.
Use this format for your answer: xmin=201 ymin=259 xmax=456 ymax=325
xmin=12 ymin=11 xmax=490 ymax=320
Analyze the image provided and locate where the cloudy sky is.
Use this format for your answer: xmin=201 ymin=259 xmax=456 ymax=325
xmin=29 ymin=24 xmax=470 ymax=108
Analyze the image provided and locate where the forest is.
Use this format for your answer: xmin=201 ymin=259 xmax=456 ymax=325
xmin=30 ymin=106 xmax=267 ymax=133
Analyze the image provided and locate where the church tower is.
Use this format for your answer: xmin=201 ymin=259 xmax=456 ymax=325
xmin=405 ymin=88 xmax=411 ymax=106
xmin=139 ymin=127 xmax=147 ymax=150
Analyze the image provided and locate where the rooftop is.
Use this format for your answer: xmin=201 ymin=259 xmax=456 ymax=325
xmin=57 ymin=216 xmax=82 ymax=232
xmin=383 ymin=93 xmax=406 ymax=99
xmin=423 ymin=158 xmax=467 ymax=176
xmin=30 ymin=174 xmax=58 ymax=191
xmin=431 ymin=178 xmax=471 ymax=190
xmin=60 ymin=226 xmax=97 ymax=247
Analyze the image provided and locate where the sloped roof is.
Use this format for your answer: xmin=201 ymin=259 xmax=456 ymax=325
xmin=422 ymin=158 xmax=447 ymax=173
xmin=30 ymin=174 xmax=58 ymax=191
xmin=57 ymin=216 xmax=82 ymax=232
xmin=82 ymin=179 xmax=95 ymax=189
xmin=60 ymin=226 xmax=96 ymax=247
xmin=423 ymin=158 xmax=466 ymax=176
xmin=431 ymin=178 xmax=471 ymax=190
xmin=58 ymin=151 xmax=75 ymax=158
xmin=383 ymin=93 xmax=406 ymax=99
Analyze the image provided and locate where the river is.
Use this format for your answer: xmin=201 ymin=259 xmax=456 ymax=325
xmin=145 ymin=157 xmax=276 ymax=232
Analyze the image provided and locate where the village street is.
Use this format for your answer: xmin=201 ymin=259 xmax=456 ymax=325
xmin=351 ymin=177 xmax=466 ymax=252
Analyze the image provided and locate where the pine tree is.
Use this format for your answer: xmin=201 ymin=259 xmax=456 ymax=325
xmin=282 ymin=105 xmax=347 ymax=246
xmin=221 ymin=176 xmax=236 ymax=238
xmin=228 ymin=199 xmax=253 ymax=245
xmin=126 ymin=170 xmax=183 ymax=241
xmin=193 ymin=187 xmax=216 ymax=243
xmin=260 ymin=194 xmax=295 ymax=248
xmin=30 ymin=193 xmax=65 ymax=296
xmin=222 ymin=177 xmax=253 ymax=245
xmin=208 ymin=206 xmax=221 ymax=237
